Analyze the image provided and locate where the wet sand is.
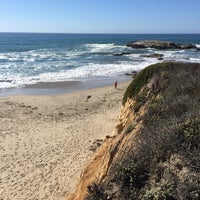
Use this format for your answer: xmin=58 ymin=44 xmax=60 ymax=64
xmin=0 ymin=80 xmax=130 ymax=200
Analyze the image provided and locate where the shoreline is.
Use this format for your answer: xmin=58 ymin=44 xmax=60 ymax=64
xmin=0 ymin=75 xmax=132 ymax=97
xmin=0 ymin=79 xmax=131 ymax=199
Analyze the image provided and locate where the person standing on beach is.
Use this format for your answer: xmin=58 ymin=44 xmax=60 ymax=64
xmin=115 ymin=80 xmax=118 ymax=89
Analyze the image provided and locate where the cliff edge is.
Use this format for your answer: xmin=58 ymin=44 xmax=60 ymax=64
xmin=68 ymin=62 xmax=200 ymax=200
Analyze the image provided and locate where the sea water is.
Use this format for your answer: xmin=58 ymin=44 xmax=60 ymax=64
xmin=0 ymin=33 xmax=200 ymax=89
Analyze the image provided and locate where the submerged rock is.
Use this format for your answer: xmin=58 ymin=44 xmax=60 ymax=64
xmin=140 ymin=53 xmax=164 ymax=58
xmin=125 ymin=70 xmax=137 ymax=78
xmin=113 ymin=52 xmax=132 ymax=56
xmin=127 ymin=40 xmax=197 ymax=50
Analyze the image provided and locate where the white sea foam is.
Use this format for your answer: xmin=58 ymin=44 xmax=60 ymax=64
xmin=0 ymin=54 xmax=7 ymax=59
xmin=190 ymin=57 xmax=200 ymax=62
xmin=0 ymin=58 xmax=159 ymax=89
xmin=85 ymin=43 xmax=115 ymax=49
xmin=157 ymin=50 xmax=189 ymax=62
xmin=196 ymin=44 xmax=200 ymax=48
xmin=65 ymin=51 xmax=84 ymax=58
xmin=85 ymin=43 xmax=127 ymax=53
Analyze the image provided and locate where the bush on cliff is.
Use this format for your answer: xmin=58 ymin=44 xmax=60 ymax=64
xmin=86 ymin=62 xmax=200 ymax=200
xmin=122 ymin=62 xmax=173 ymax=105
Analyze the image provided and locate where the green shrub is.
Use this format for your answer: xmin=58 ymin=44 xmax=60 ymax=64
xmin=86 ymin=183 xmax=108 ymax=200
xmin=133 ymin=102 xmax=143 ymax=113
xmin=143 ymin=180 xmax=175 ymax=200
xmin=122 ymin=62 xmax=170 ymax=105
xmin=178 ymin=118 xmax=200 ymax=151
xmin=133 ymin=89 xmax=149 ymax=112
xmin=125 ymin=123 xmax=136 ymax=134
xmin=149 ymin=95 xmax=164 ymax=109
xmin=112 ymin=148 xmax=151 ymax=199
xmin=179 ymin=118 xmax=200 ymax=138
xmin=136 ymin=90 xmax=149 ymax=103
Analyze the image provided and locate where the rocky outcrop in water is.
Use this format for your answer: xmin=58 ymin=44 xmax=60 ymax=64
xmin=140 ymin=53 xmax=164 ymax=59
xmin=113 ymin=52 xmax=132 ymax=56
xmin=125 ymin=70 xmax=137 ymax=77
xmin=127 ymin=40 xmax=197 ymax=50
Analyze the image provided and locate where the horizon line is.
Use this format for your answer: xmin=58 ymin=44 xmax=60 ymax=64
xmin=0 ymin=31 xmax=200 ymax=35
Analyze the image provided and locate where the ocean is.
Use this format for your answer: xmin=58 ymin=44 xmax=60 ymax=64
xmin=0 ymin=33 xmax=200 ymax=90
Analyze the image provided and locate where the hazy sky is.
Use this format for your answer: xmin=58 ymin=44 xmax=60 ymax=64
xmin=0 ymin=0 xmax=199 ymax=33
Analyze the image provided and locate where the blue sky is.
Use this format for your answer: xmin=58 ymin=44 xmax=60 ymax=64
xmin=0 ymin=0 xmax=199 ymax=33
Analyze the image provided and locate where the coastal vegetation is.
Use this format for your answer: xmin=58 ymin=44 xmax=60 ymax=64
xmin=122 ymin=62 xmax=172 ymax=105
xmin=86 ymin=62 xmax=200 ymax=200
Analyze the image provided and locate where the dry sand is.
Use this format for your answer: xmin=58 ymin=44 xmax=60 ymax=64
xmin=0 ymin=81 xmax=130 ymax=200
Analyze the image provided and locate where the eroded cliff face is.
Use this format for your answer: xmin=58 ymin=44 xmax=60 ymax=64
xmin=67 ymin=100 xmax=136 ymax=200
xmin=68 ymin=62 xmax=200 ymax=200
xmin=67 ymin=79 xmax=155 ymax=200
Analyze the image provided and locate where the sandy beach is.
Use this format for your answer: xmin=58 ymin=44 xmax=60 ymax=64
xmin=0 ymin=81 xmax=130 ymax=200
